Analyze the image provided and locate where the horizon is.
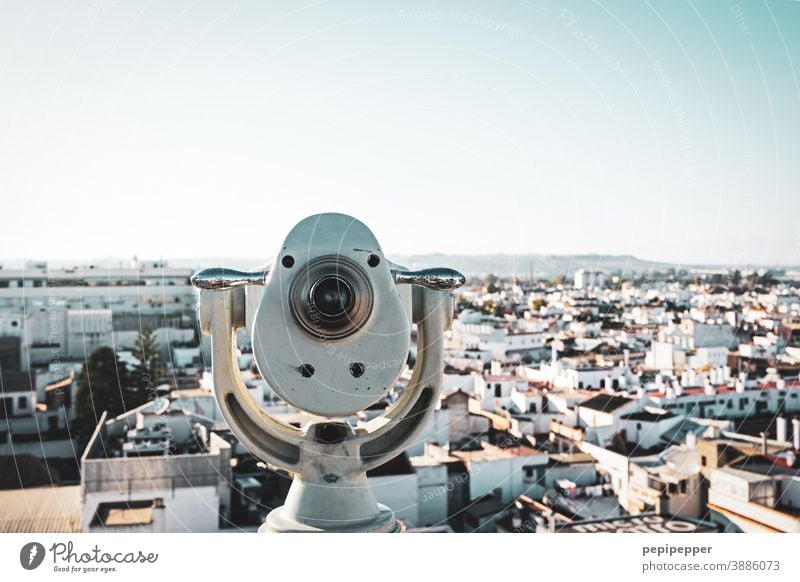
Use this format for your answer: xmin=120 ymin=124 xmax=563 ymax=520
xmin=0 ymin=250 xmax=796 ymax=272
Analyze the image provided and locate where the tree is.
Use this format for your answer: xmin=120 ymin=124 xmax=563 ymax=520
xmin=482 ymin=273 xmax=499 ymax=293
xmin=530 ymin=298 xmax=547 ymax=312
xmin=72 ymin=347 xmax=136 ymax=437
xmin=131 ymin=326 xmax=165 ymax=404
xmin=480 ymin=299 xmax=497 ymax=315
xmin=456 ymin=295 xmax=476 ymax=313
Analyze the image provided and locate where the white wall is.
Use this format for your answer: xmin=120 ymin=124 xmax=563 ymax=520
xmin=82 ymin=485 xmax=221 ymax=533
xmin=467 ymin=455 xmax=549 ymax=504
xmin=369 ymin=473 xmax=419 ymax=526
xmin=414 ymin=463 xmax=449 ymax=527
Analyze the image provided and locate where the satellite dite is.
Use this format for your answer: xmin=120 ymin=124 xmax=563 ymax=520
xmin=191 ymin=213 xmax=464 ymax=532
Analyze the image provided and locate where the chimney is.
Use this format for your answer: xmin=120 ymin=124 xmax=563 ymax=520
xmin=776 ymin=416 xmax=788 ymax=443
xmin=760 ymin=432 xmax=768 ymax=455
xmin=637 ymin=386 xmax=646 ymax=399
xmin=793 ymin=418 xmax=800 ymax=451
xmin=704 ymin=378 xmax=715 ymax=396
xmin=777 ymin=377 xmax=786 ymax=390
xmin=623 ymin=349 xmax=630 ymax=369
xmin=735 ymin=379 xmax=745 ymax=393
xmin=674 ymin=382 xmax=683 ymax=397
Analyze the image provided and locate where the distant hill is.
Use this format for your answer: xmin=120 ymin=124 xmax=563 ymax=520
xmin=388 ymin=254 xmax=682 ymax=279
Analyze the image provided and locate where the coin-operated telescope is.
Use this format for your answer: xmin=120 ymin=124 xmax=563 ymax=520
xmin=192 ymin=213 xmax=464 ymax=532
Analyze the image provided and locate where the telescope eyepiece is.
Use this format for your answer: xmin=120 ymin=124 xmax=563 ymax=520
xmin=309 ymin=275 xmax=354 ymax=322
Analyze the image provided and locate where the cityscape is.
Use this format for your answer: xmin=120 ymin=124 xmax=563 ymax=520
xmin=1 ymin=258 xmax=799 ymax=533
xmin=1 ymin=1 xmax=799 ymax=579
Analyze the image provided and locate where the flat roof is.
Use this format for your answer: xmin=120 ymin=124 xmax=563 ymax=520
xmin=620 ymin=410 xmax=676 ymax=422
xmin=450 ymin=442 xmax=544 ymax=463
xmin=579 ymin=393 xmax=633 ymax=412
xmin=0 ymin=486 xmax=81 ymax=533
xmin=715 ymin=466 xmax=776 ymax=482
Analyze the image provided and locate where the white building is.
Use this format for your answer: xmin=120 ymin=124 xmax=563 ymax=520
xmin=574 ymin=270 xmax=605 ymax=290
xmin=474 ymin=374 xmax=530 ymax=412
xmin=0 ymin=262 xmax=197 ymax=370
xmin=81 ymin=400 xmax=232 ymax=533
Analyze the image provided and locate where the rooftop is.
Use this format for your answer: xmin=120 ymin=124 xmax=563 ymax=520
xmin=448 ymin=442 xmax=544 ymax=463
xmin=620 ymin=410 xmax=676 ymax=422
xmin=579 ymin=393 xmax=634 ymax=413
xmin=0 ymin=485 xmax=81 ymax=533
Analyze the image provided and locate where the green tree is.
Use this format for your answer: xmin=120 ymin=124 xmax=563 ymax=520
xmin=72 ymin=347 xmax=136 ymax=436
xmin=480 ymin=299 xmax=496 ymax=315
xmin=131 ymin=326 xmax=165 ymax=403
xmin=482 ymin=273 xmax=499 ymax=293
xmin=530 ymin=298 xmax=547 ymax=312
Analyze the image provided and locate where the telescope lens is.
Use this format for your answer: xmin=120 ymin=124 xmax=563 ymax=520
xmin=310 ymin=276 xmax=353 ymax=320
xmin=290 ymin=257 xmax=373 ymax=341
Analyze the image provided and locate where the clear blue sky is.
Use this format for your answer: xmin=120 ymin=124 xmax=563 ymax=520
xmin=0 ymin=0 xmax=798 ymax=265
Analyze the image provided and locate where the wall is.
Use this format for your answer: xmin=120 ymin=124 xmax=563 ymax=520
xmin=369 ymin=473 xmax=419 ymax=526
xmin=467 ymin=455 xmax=548 ymax=504
xmin=414 ymin=463 xmax=449 ymax=527
xmin=82 ymin=485 xmax=220 ymax=532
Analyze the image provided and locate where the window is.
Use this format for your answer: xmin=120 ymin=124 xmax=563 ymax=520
xmin=701 ymin=455 xmax=707 ymax=467
xmin=636 ymin=423 xmax=642 ymax=430
xmin=17 ymin=396 xmax=27 ymax=409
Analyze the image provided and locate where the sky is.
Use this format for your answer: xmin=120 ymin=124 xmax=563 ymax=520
xmin=0 ymin=0 xmax=798 ymax=266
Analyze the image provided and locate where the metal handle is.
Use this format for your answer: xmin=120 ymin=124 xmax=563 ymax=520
xmin=391 ymin=268 xmax=465 ymax=291
xmin=192 ymin=265 xmax=464 ymax=292
xmin=191 ymin=267 xmax=269 ymax=291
